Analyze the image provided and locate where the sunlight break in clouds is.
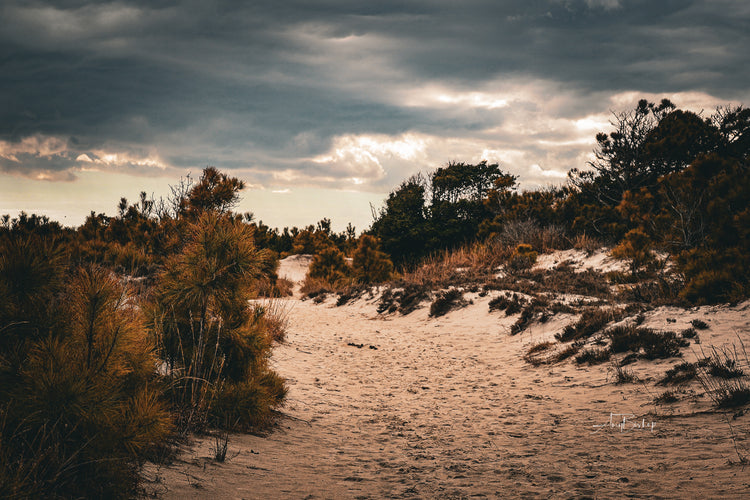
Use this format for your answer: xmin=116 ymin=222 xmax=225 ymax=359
xmin=310 ymin=133 xmax=429 ymax=185
xmin=0 ymin=134 xmax=170 ymax=181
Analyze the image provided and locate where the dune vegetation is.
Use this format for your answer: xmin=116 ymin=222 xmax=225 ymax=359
xmin=1 ymin=98 xmax=749 ymax=497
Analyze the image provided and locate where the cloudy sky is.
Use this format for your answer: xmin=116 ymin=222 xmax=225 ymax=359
xmin=2 ymin=0 xmax=749 ymax=230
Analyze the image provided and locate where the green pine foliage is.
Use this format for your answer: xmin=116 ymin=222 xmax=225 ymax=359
xmin=0 ymin=237 xmax=171 ymax=498
xmin=147 ymin=212 xmax=285 ymax=432
xmin=351 ymin=235 xmax=394 ymax=283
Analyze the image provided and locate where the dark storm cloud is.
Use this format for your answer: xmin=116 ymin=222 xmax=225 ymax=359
xmin=1 ymin=0 xmax=748 ymax=187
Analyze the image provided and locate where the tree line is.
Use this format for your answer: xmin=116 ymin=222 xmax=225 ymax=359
xmin=369 ymin=99 xmax=749 ymax=304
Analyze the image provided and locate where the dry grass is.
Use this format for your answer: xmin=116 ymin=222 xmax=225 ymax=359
xmin=404 ymin=239 xmax=513 ymax=288
xmin=572 ymin=233 xmax=603 ymax=255
xmin=523 ymin=341 xmax=555 ymax=366
xmin=493 ymin=220 xmax=569 ymax=253
xmin=697 ymin=343 xmax=750 ymax=408
xmin=255 ymin=298 xmax=293 ymax=343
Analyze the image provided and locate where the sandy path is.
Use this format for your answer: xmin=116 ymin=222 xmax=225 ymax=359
xmin=147 ymin=292 xmax=750 ymax=499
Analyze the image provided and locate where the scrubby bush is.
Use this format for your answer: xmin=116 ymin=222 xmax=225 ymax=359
xmin=555 ymin=309 xmax=616 ymax=342
xmin=575 ymin=347 xmax=611 ymax=365
xmin=510 ymin=297 xmax=547 ymax=334
xmin=429 ymin=289 xmax=467 ymax=317
xmin=605 ymin=326 xmax=688 ymax=359
xmin=0 ymin=238 xmax=171 ymax=498
xmin=691 ymin=319 xmax=710 ymax=330
xmin=658 ymin=362 xmax=698 ymax=385
xmin=377 ymin=282 xmax=430 ymax=315
xmin=507 ymin=243 xmax=538 ymax=272
xmin=147 ymin=212 xmax=285 ymax=432
xmin=352 ymin=235 xmax=394 ymax=283
xmin=488 ymin=293 xmax=527 ymax=315
xmin=306 ymin=246 xmax=351 ymax=287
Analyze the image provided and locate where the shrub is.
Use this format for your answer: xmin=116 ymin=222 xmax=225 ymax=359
xmin=510 ymin=296 xmax=552 ymax=335
xmin=0 ymin=259 xmax=172 ymax=499
xmin=306 ymin=246 xmax=351 ymax=286
xmin=691 ymin=319 xmax=710 ymax=330
xmin=210 ymin=371 xmax=287 ymax=431
xmin=429 ymin=289 xmax=467 ymax=317
xmin=351 ymin=235 xmax=394 ymax=283
xmin=606 ymin=325 xmax=641 ymax=353
xmin=611 ymin=228 xmax=655 ymax=275
xmin=575 ymin=347 xmax=611 ymax=365
xmin=377 ymin=282 xmax=429 ymax=315
xmin=658 ymin=362 xmax=698 ymax=385
xmin=488 ymin=293 xmax=527 ymax=315
xmin=507 ymin=243 xmax=538 ymax=272
xmin=639 ymin=329 xmax=689 ymax=359
xmin=681 ymin=327 xmax=698 ymax=339
xmin=706 ymin=348 xmax=745 ymax=379
xmin=556 ymin=308 xmax=615 ymax=342
xmin=605 ymin=325 xmax=688 ymax=359
xmin=147 ymin=213 xmax=285 ymax=432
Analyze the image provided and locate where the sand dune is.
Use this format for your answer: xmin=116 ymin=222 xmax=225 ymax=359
xmin=145 ymin=255 xmax=750 ymax=499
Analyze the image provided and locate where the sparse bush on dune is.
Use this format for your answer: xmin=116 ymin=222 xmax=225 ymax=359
xmin=377 ymin=282 xmax=430 ymax=315
xmin=697 ymin=342 xmax=750 ymax=408
xmin=555 ymin=308 xmax=618 ymax=342
xmin=429 ymin=288 xmax=468 ymax=317
xmin=507 ymin=243 xmax=538 ymax=273
xmin=604 ymin=325 xmax=688 ymax=359
xmin=575 ymin=347 xmax=611 ymax=365
xmin=488 ymin=292 xmax=527 ymax=315
xmin=659 ymin=361 xmax=698 ymax=385
xmin=510 ymin=296 xmax=553 ymax=335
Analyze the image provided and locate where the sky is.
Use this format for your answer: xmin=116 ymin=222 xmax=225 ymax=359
xmin=2 ymin=0 xmax=749 ymax=232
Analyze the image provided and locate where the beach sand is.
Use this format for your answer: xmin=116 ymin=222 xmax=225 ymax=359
xmin=144 ymin=254 xmax=750 ymax=499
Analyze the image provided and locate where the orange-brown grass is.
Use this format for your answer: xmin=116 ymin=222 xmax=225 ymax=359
xmin=572 ymin=232 xmax=604 ymax=255
xmin=255 ymin=298 xmax=293 ymax=343
xmin=403 ymin=239 xmax=513 ymax=288
xmin=493 ymin=220 xmax=569 ymax=253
